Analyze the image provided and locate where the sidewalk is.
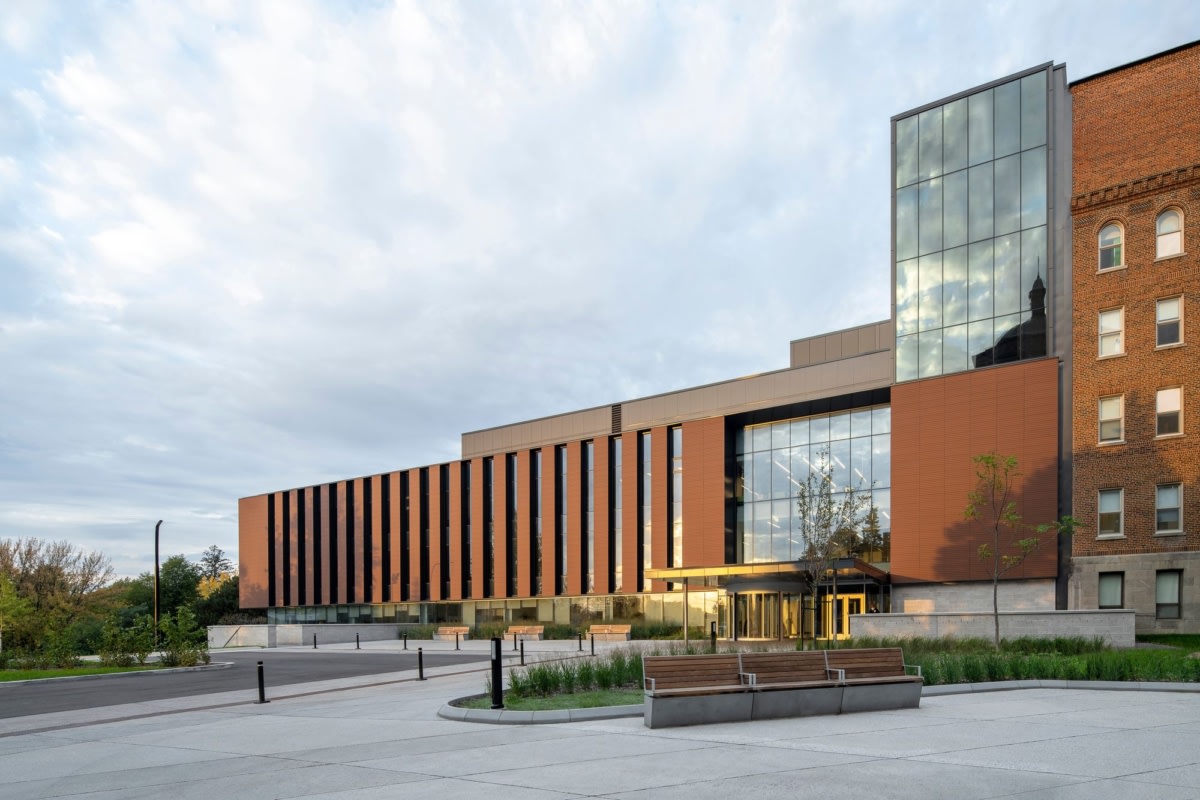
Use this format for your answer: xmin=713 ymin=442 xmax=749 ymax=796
xmin=4 ymin=641 xmax=1200 ymax=798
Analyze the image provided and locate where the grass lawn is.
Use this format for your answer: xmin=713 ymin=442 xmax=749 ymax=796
xmin=457 ymin=688 xmax=643 ymax=711
xmin=0 ymin=665 xmax=161 ymax=682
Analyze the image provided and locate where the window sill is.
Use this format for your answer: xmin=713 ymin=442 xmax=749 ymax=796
xmin=1098 ymin=352 xmax=1126 ymax=360
xmin=1096 ymin=534 xmax=1126 ymax=540
xmin=1154 ymin=252 xmax=1187 ymax=262
xmin=1155 ymin=433 xmax=1185 ymax=441
xmin=1098 ymin=439 xmax=1125 ymax=447
xmin=1155 ymin=342 xmax=1185 ymax=351
xmin=1097 ymin=265 xmax=1127 ymax=274
xmin=1154 ymin=530 xmax=1184 ymax=537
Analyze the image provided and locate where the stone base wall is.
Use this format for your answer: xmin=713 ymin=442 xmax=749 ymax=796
xmin=850 ymin=609 xmax=1135 ymax=647
xmin=892 ymin=579 xmax=1056 ymax=613
xmin=208 ymin=623 xmax=407 ymax=649
xmin=1070 ymin=551 xmax=1200 ymax=634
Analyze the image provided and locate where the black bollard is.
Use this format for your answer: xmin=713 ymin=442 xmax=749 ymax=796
xmin=513 ymin=632 xmax=518 ymax=652
xmin=255 ymin=660 xmax=269 ymax=704
xmin=455 ymin=631 xmax=460 ymax=651
xmin=590 ymin=633 xmax=595 ymax=656
xmin=313 ymin=634 xmax=317 ymax=650
xmin=403 ymin=632 xmax=408 ymax=650
xmin=710 ymin=621 xmax=717 ymax=653
xmin=356 ymin=633 xmax=360 ymax=650
xmin=417 ymin=647 xmax=425 ymax=680
xmin=577 ymin=632 xmax=582 ymax=652
xmin=520 ymin=639 xmax=525 ymax=666
xmin=490 ymin=637 xmax=504 ymax=710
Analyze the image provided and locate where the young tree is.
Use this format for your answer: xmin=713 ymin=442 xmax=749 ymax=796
xmin=795 ymin=450 xmax=872 ymax=648
xmin=964 ymin=453 xmax=1078 ymax=648
xmin=0 ymin=575 xmax=32 ymax=653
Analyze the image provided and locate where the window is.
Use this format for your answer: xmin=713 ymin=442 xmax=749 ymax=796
xmin=1157 ymin=209 xmax=1183 ymax=258
xmin=1098 ymin=572 xmax=1124 ymax=609
xmin=1099 ymin=395 xmax=1124 ymax=443
xmin=1156 ymin=387 xmax=1182 ymax=436
xmin=1098 ymin=488 xmax=1123 ymax=537
xmin=1157 ymin=297 xmax=1182 ymax=347
xmin=1098 ymin=308 xmax=1124 ymax=356
xmin=1099 ymin=223 xmax=1124 ymax=269
xmin=1156 ymin=570 xmax=1182 ymax=619
xmin=1156 ymin=483 xmax=1182 ymax=534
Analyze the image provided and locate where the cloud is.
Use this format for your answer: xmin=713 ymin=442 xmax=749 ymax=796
xmin=1 ymin=0 xmax=1196 ymax=576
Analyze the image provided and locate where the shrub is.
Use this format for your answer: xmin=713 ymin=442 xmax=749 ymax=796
xmin=158 ymin=607 xmax=209 ymax=668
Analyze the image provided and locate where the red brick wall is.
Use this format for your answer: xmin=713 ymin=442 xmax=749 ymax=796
xmin=682 ymin=416 xmax=727 ymax=567
xmin=1072 ymin=42 xmax=1200 ymax=560
xmin=891 ymin=358 xmax=1060 ymax=584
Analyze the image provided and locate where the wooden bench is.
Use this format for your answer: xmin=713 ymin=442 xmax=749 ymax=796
xmin=738 ymin=650 xmax=843 ymax=719
xmin=586 ymin=623 xmax=632 ymax=641
xmin=642 ymin=653 xmax=753 ymax=728
xmin=504 ymin=625 xmax=544 ymax=641
xmin=432 ymin=626 xmax=469 ymax=641
xmin=824 ymin=647 xmax=923 ymax=713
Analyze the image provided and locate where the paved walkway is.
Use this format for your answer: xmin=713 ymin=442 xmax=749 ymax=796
xmin=5 ymin=640 xmax=1200 ymax=799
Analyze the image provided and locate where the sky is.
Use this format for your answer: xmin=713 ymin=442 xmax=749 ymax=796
xmin=1 ymin=1 xmax=1195 ymax=579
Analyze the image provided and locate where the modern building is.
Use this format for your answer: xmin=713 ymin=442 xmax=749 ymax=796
xmin=238 ymin=40 xmax=1200 ymax=637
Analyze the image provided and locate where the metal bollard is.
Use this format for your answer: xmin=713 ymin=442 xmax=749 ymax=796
xmin=520 ymin=639 xmax=525 ymax=666
xmin=710 ymin=621 xmax=717 ymax=653
xmin=255 ymin=660 xmax=269 ymax=704
xmin=577 ymin=632 xmax=582 ymax=652
xmin=313 ymin=634 xmax=317 ymax=649
xmin=513 ymin=632 xmax=518 ymax=652
xmin=490 ymin=637 xmax=504 ymax=710
xmin=356 ymin=633 xmax=360 ymax=650
xmin=590 ymin=633 xmax=595 ymax=656
xmin=403 ymin=632 xmax=408 ymax=650
xmin=455 ymin=631 xmax=460 ymax=651
xmin=417 ymin=647 xmax=426 ymax=680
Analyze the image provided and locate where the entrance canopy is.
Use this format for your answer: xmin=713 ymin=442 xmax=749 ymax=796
xmin=646 ymin=558 xmax=889 ymax=592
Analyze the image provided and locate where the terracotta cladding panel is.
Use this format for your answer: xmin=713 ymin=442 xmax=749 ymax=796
xmin=620 ymin=431 xmax=640 ymax=593
xmin=447 ymin=463 xmax=464 ymax=600
xmin=370 ymin=475 xmax=383 ymax=604
xmin=288 ymin=490 xmax=300 ymax=606
xmin=352 ymin=478 xmax=366 ymax=604
xmin=892 ymin=359 xmax=1060 ymax=584
xmin=469 ymin=461 xmax=485 ymax=600
xmin=541 ymin=448 xmax=558 ymax=596
xmin=408 ymin=471 xmax=422 ymax=602
xmin=319 ymin=484 xmax=332 ymax=605
xmin=682 ymin=417 xmax=726 ymax=567
xmin=428 ymin=467 xmax=443 ymax=601
xmin=650 ymin=426 xmax=669 ymax=592
xmin=239 ymin=496 xmax=270 ymax=608
xmin=566 ymin=441 xmax=584 ymax=596
xmin=303 ymin=488 xmax=315 ymax=605
xmin=593 ymin=441 xmax=610 ymax=594
xmin=515 ymin=451 xmax=532 ymax=597
xmin=273 ymin=493 xmax=286 ymax=606
xmin=388 ymin=474 xmax=402 ymax=601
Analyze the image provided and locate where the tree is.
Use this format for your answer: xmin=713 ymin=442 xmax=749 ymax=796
xmin=795 ymin=450 xmax=872 ymax=647
xmin=198 ymin=545 xmax=233 ymax=581
xmin=123 ymin=555 xmax=202 ymax=621
xmin=0 ymin=575 xmax=32 ymax=653
xmin=0 ymin=538 xmax=116 ymax=652
xmin=964 ymin=453 xmax=1079 ymax=649
xmin=194 ymin=575 xmax=241 ymax=627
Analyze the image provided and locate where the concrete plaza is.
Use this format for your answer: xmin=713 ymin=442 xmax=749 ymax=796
xmin=4 ymin=640 xmax=1200 ymax=799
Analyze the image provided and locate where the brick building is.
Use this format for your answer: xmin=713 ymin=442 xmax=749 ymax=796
xmin=1069 ymin=42 xmax=1200 ymax=631
xmin=238 ymin=40 xmax=1200 ymax=637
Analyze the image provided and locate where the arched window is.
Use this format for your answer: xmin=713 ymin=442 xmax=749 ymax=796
xmin=1099 ymin=223 xmax=1123 ymax=269
xmin=1157 ymin=209 xmax=1183 ymax=258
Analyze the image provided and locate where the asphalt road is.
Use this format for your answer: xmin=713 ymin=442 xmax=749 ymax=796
xmin=0 ymin=649 xmax=489 ymax=719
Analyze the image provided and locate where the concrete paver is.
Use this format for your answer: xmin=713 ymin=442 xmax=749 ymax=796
xmin=4 ymin=640 xmax=1200 ymax=799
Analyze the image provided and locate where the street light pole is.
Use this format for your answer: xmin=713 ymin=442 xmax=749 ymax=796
xmin=154 ymin=520 xmax=162 ymax=644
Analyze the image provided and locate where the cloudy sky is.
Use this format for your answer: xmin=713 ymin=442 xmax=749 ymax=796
xmin=1 ymin=1 xmax=1194 ymax=578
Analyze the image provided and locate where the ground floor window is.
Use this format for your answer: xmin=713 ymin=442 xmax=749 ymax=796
xmin=1098 ymin=572 xmax=1124 ymax=609
xmin=1156 ymin=570 xmax=1182 ymax=620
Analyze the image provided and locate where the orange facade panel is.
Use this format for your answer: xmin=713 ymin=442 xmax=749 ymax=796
xmin=273 ymin=492 xmax=285 ymax=606
xmin=565 ymin=440 xmax=584 ymax=596
xmin=388 ymin=473 xmax=402 ymax=602
xmin=593 ymin=437 xmax=611 ymax=594
xmin=890 ymin=358 xmax=1060 ymax=584
xmin=515 ymin=451 xmax=532 ymax=597
xmin=428 ymin=466 xmax=442 ymax=601
xmin=469 ymin=460 xmax=485 ymax=599
xmin=448 ymin=462 xmax=464 ymax=600
xmin=287 ymin=490 xmax=300 ymax=606
xmin=493 ymin=455 xmax=509 ymax=598
xmin=682 ymin=416 xmax=727 ymax=567
xmin=318 ymin=484 xmax=331 ymax=605
xmin=407 ymin=470 xmax=422 ymax=602
xmin=239 ymin=495 xmax=270 ymax=608
xmin=541 ymin=447 xmax=558 ymax=596
xmin=352 ymin=478 xmax=365 ymax=604
xmin=302 ymin=488 xmax=314 ymax=605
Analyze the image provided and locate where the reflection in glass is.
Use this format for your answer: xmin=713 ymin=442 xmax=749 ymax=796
xmin=829 ymin=412 xmax=851 ymax=441
xmin=872 ymin=406 xmax=891 ymax=434
xmin=968 ymin=163 xmax=994 ymax=242
xmin=968 ymin=88 xmax=993 ymax=165
xmin=895 ymin=258 xmax=918 ymax=336
xmin=896 ymin=334 xmax=918 ymax=382
xmin=993 ymin=233 xmax=1021 ymax=316
xmin=896 ymin=185 xmax=918 ymax=261
xmin=969 ymin=241 xmax=993 ymax=321
xmin=919 ymin=178 xmax=943 ymax=255
xmin=896 ymin=115 xmax=918 ymax=188
xmin=943 ymin=170 xmax=968 ymax=248
xmin=993 ymin=80 xmax=1020 ymax=158
xmin=943 ymin=323 xmax=969 ymax=373
xmin=943 ymin=97 xmax=968 ymax=172
xmin=918 ymin=253 xmax=942 ymax=331
xmin=1020 ymin=72 xmax=1047 ymax=149
xmin=918 ymin=330 xmax=941 ymax=378
xmin=1021 ymin=147 xmax=1047 ymax=228
xmin=942 ymin=245 xmax=969 ymax=326
xmin=918 ymin=106 xmax=943 ymax=181
xmin=771 ymin=421 xmax=789 ymax=451
xmin=850 ymin=409 xmax=873 ymax=438
xmin=994 ymin=154 xmax=1021 ymax=235
xmin=809 ymin=415 xmax=829 ymax=443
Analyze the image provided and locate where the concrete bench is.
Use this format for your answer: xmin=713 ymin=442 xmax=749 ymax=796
xmin=586 ymin=624 xmax=632 ymax=641
xmin=432 ymin=626 xmax=470 ymax=641
xmin=504 ymin=625 xmax=544 ymax=641
xmin=738 ymin=651 xmax=843 ymax=720
xmin=642 ymin=654 xmax=753 ymax=728
xmin=825 ymin=647 xmax=923 ymax=713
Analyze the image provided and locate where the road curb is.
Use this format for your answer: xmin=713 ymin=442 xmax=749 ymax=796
xmin=0 ymin=661 xmax=234 ymax=687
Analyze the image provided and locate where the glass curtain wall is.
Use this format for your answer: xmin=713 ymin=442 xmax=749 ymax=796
xmin=895 ymin=68 xmax=1050 ymax=381
xmin=735 ymin=406 xmax=891 ymax=564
